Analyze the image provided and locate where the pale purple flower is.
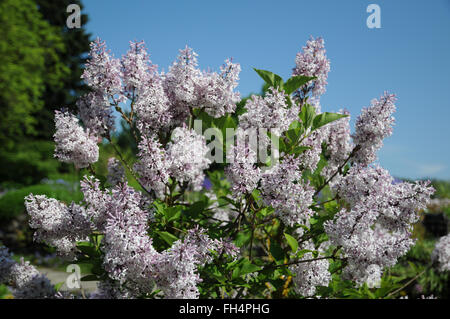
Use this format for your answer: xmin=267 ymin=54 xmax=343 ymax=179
xmin=163 ymin=46 xmax=201 ymax=125
xmin=25 ymin=194 xmax=91 ymax=258
xmin=166 ymin=126 xmax=211 ymax=190
xmin=53 ymin=110 xmax=99 ymax=169
xmin=193 ymin=58 xmax=241 ymax=118
xmin=260 ymin=155 xmax=315 ymax=226
xmin=82 ymin=37 xmax=122 ymax=96
xmin=121 ymin=40 xmax=156 ymax=92
xmin=352 ymin=92 xmax=396 ymax=166
xmin=290 ymin=241 xmax=331 ymax=296
xmin=107 ymin=157 xmax=126 ymax=186
xmin=324 ymin=164 xmax=434 ymax=287
xmin=293 ymin=36 xmax=330 ymax=97
xmin=77 ymin=91 xmax=115 ymax=137
xmin=225 ymin=128 xmax=261 ymax=197
xmin=135 ymin=134 xmax=171 ymax=197
xmin=80 ymin=175 xmax=112 ymax=231
xmin=239 ymin=87 xmax=298 ymax=139
xmin=432 ymin=234 xmax=450 ymax=272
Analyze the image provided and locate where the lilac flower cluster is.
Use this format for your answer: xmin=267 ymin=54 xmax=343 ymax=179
xmin=77 ymin=91 xmax=115 ymax=137
xmin=23 ymin=177 xmax=237 ymax=298
xmin=153 ymin=227 xmax=238 ymax=299
xmin=53 ymin=110 xmax=99 ymax=169
xmin=225 ymin=128 xmax=261 ymax=197
xmin=260 ymin=156 xmax=315 ymax=226
xmin=239 ymin=87 xmax=298 ymax=145
xmin=0 ymin=247 xmax=57 ymax=299
xmin=324 ymin=165 xmax=434 ymax=286
xmin=135 ymin=126 xmax=211 ymax=195
xmin=82 ymin=38 xmax=122 ymax=96
xmin=166 ymin=126 xmax=212 ymax=190
xmin=25 ymin=194 xmax=91 ymax=258
xmin=352 ymin=92 xmax=397 ymax=166
xmin=101 ymin=182 xmax=158 ymax=295
xmin=290 ymin=241 xmax=331 ymax=297
xmin=292 ymin=36 xmax=330 ymax=97
xmin=163 ymin=46 xmax=240 ymax=123
xmin=432 ymin=234 xmax=450 ymax=272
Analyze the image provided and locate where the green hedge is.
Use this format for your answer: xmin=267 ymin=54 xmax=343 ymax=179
xmin=0 ymin=184 xmax=83 ymax=221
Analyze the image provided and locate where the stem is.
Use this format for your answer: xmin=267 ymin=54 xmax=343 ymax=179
xmin=108 ymin=136 xmax=153 ymax=196
xmin=313 ymin=145 xmax=360 ymax=198
xmin=385 ymin=267 xmax=429 ymax=299
xmin=261 ymin=255 xmax=336 ymax=272
xmin=248 ymin=209 xmax=257 ymax=261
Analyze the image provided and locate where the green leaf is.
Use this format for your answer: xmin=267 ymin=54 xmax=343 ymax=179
xmin=253 ymin=68 xmax=284 ymax=89
xmin=269 ymin=241 xmax=285 ymax=264
xmin=292 ymin=146 xmax=310 ymax=157
xmin=156 ymin=231 xmax=178 ymax=246
xmin=286 ymin=128 xmax=300 ymax=144
xmin=284 ymin=233 xmax=298 ymax=252
xmin=284 ymin=75 xmax=316 ymax=95
xmin=184 ymin=200 xmax=207 ymax=219
xmin=239 ymin=260 xmax=261 ymax=276
xmin=289 ymin=120 xmax=301 ymax=130
xmin=164 ymin=206 xmax=182 ymax=222
xmin=299 ymin=104 xmax=316 ymax=129
xmin=234 ymin=230 xmax=252 ymax=247
xmin=312 ymin=112 xmax=348 ymax=131
xmin=76 ymin=242 xmax=98 ymax=257
xmin=54 ymin=281 xmax=64 ymax=291
xmin=296 ymin=249 xmax=313 ymax=259
xmin=231 ymin=259 xmax=261 ymax=280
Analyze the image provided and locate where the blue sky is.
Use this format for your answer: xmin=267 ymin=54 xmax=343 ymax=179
xmin=82 ymin=0 xmax=450 ymax=180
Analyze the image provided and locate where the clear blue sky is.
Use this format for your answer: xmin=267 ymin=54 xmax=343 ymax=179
xmin=82 ymin=0 xmax=450 ymax=180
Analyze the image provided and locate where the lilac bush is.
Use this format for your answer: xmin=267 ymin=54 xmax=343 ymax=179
xmin=0 ymin=37 xmax=444 ymax=299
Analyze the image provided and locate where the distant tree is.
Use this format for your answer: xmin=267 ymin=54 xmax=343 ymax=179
xmin=0 ymin=0 xmax=69 ymax=149
xmin=34 ymin=0 xmax=92 ymax=139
